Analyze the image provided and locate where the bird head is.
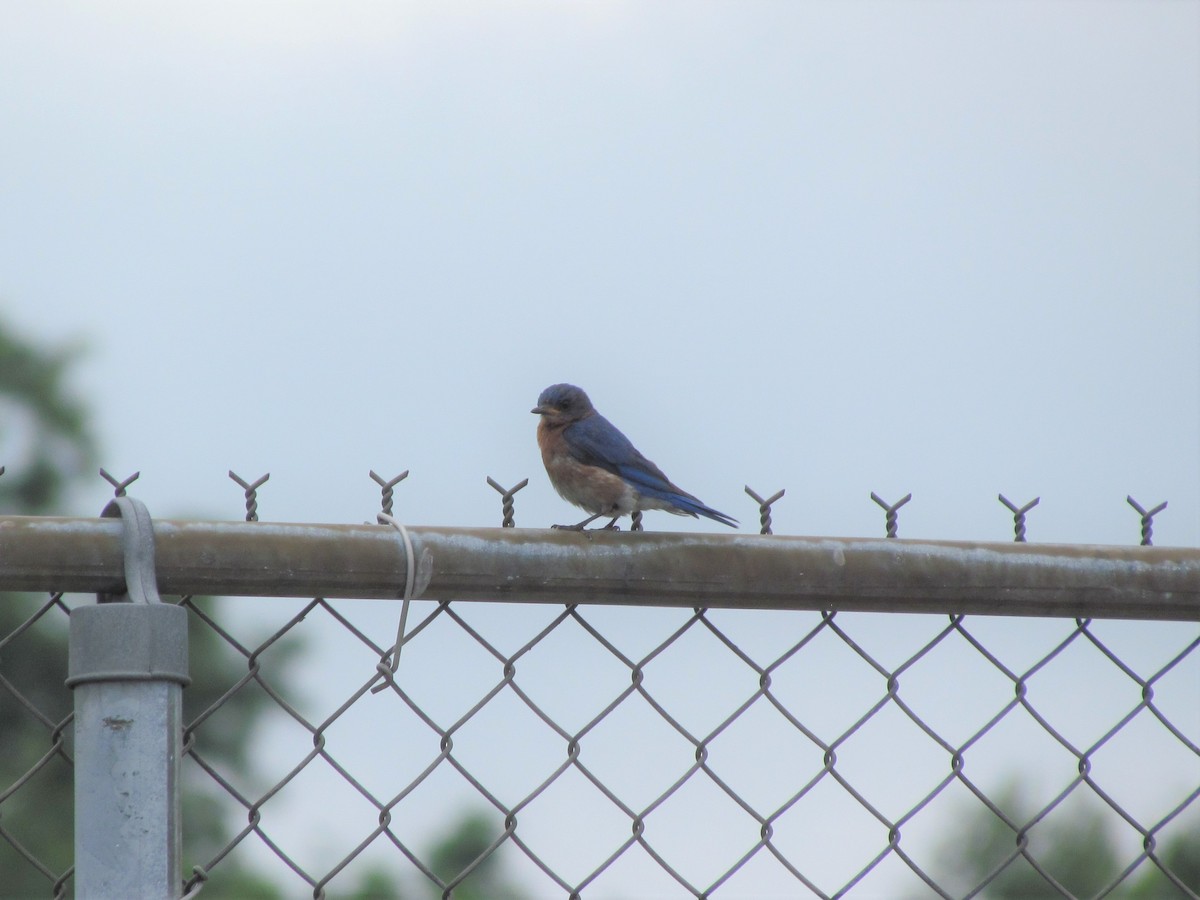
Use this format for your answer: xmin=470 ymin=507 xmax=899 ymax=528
xmin=531 ymin=383 xmax=594 ymax=425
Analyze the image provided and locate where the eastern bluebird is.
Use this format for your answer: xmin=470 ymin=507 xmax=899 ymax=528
xmin=531 ymin=383 xmax=738 ymax=531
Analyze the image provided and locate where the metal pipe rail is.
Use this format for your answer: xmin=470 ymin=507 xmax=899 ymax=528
xmin=1 ymin=515 xmax=1198 ymax=620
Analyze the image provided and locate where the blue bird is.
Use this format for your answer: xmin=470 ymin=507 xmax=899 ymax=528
xmin=531 ymin=383 xmax=737 ymax=531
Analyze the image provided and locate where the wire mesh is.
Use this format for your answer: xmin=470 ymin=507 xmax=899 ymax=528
xmin=0 ymin=593 xmax=75 ymax=899
xmin=159 ymin=596 xmax=1197 ymax=899
xmin=0 ymin=471 xmax=1197 ymax=899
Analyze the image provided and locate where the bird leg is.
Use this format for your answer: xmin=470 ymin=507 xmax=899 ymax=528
xmin=551 ymin=512 xmax=624 ymax=531
xmin=552 ymin=512 xmax=606 ymax=531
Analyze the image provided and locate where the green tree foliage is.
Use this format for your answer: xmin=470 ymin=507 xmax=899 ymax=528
xmin=0 ymin=318 xmax=297 ymax=897
xmin=0 ymin=317 xmax=519 ymax=898
xmin=426 ymin=811 xmax=521 ymax=900
xmin=0 ymin=320 xmax=98 ymax=896
xmin=0 ymin=323 xmax=95 ymax=514
xmin=334 ymin=811 xmax=521 ymax=900
xmin=932 ymin=782 xmax=1200 ymax=898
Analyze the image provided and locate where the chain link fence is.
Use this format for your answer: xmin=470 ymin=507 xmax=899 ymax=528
xmin=1 ymin=470 xmax=1198 ymax=899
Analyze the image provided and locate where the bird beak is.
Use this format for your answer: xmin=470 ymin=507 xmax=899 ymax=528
xmin=531 ymin=404 xmax=553 ymax=415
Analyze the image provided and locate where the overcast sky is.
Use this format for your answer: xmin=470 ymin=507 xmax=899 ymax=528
xmin=1 ymin=0 xmax=1196 ymax=543
xmin=1 ymin=2 xmax=1197 ymax=896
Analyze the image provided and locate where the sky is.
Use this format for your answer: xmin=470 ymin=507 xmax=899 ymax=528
xmin=1 ymin=1 xmax=1198 ymax=897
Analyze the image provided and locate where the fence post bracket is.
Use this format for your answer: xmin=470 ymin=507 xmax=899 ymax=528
xmin=67 ymin=495 xmax=188 ymax=900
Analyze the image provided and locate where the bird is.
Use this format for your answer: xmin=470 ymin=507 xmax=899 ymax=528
xmin=531 ymin=383 xmax=737 ymax=531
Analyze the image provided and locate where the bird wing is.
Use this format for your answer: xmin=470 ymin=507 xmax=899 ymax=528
xmin=563 ymin=414 xmax=738 ymax=528
xmin=562 ymin=415 xmax=673 ymax=487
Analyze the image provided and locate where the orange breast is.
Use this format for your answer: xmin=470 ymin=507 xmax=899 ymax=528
xmin=538 ymin=420 xmax=635 ymax=516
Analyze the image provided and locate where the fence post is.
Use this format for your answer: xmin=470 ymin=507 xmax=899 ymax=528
xmin=67 ymin=497 xmax=188 ymax=900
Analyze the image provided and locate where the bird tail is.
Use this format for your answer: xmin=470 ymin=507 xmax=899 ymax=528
xmin=617 ymin=465 xmax=739 ymax=528
xmin=642 ymin=485 xmax=738 ymax=528
xmin=679 ymin=497 xmax=739 ymax=528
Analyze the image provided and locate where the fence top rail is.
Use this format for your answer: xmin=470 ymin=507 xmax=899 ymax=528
xmin=0 ymin=515 xmax=1197 ymax=621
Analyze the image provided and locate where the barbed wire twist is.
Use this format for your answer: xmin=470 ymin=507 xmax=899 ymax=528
xmin=998 ymin=494 xmax=1040 ymax=542
xmin=870 ymin=491 xmax=912 ymax=538
xmin=228 ymin=470 xmax=269 ymax=522
xmin=485 ymin=477 xmax=528 ymax=528
xmin=744 ymin=485 xmax=786 ymax=535
xmin=369 ymin=469 xmax=409 ymax=517
xmin=99 ymin=468 xmax=140 ymax=497
xmin=1127 ymin=495 xmax=1168 ymax=547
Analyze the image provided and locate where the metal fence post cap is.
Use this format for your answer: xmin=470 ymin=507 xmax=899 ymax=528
xmin=66 ymin=603 xmax=190 ymax=688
